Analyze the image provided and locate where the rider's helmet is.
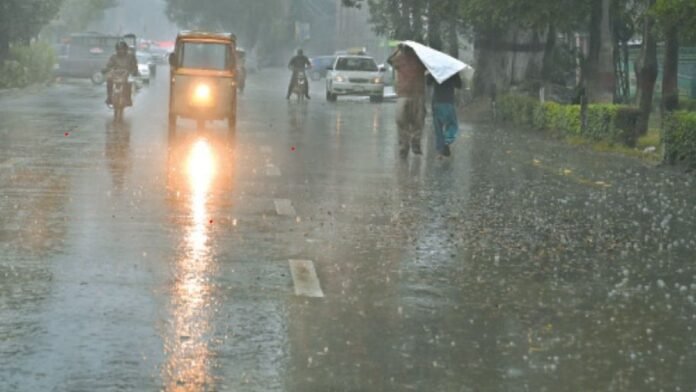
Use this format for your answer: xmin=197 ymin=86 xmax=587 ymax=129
xmin=115 ymin=41 xmax=129 ymax=53
xmin=297 ymin=49 xmax=304 ymax=56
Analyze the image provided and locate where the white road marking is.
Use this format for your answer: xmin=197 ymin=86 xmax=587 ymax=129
xmin=265 ymin=164 xmax=281 ymax=177
xmin=0 ymin=158 xmax=21 ymax=169
xmin=274 ymin=199 xmax=296 ymax=216
xmin=289 ymin=259 xmax=324 ymax=298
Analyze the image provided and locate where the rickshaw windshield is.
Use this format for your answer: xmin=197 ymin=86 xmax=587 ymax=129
xmin=180 ymin=42 xmax=232 ymax=70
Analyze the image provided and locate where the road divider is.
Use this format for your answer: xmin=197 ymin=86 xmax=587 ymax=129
xmin=265 ymin=164 xmax=281 ymax=177
xmin=260 ymin=145 xmax=272 ymax=154
xmin=289 ymin=259 xmax=324 ymax=298
xmin=274 ymin=199 xmax=296 ymax=216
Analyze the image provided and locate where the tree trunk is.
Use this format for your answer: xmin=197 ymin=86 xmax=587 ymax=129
xmin=661 ymin=25 xmax=679 ymax=113
xmin=410 ymin=0 xmax=424 ymax=41
xmin=426 ymin=0 xmax=442 ymax=50
xmin=473 ymin=28 xmax=545 ymax=97
xmin=395 ymin=0 xmax=412 ymax=40
xmin=586 ymin=0 xmax=615 ymax=103
xmin=541 ymin=23 xmax=556 ymax=83
xmin=473 ymin=31 xmax=502 ymax=98
xmin=446 ymin=0 xmax=458 ymax=58
xmin=0 ymin=28 xmax=9 ymax=62
xmin=622 ymin=40 xmax=630 ymax=100
xmin=636 ymin=5 xmax=658 ymax=136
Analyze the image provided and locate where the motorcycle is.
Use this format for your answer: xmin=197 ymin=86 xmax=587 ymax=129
xmin=110 ymin=69 xmax=132 ymax=121
xmin=292 ymin=71 xmax=307 ymax=101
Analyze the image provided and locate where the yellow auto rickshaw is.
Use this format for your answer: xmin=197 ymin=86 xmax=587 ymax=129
xmin=168 ymin=31 xmax=237 ymax=132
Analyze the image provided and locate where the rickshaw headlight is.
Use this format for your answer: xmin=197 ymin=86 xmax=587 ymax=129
xmin=193 ymin=84 xmax=212 ymax=105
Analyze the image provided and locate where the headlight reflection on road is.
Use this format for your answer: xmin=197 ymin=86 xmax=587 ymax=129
xmin=164 ymin=138 xmax=217 ymax=391
xmin=188 ymin=139 xmax=215 ymax=230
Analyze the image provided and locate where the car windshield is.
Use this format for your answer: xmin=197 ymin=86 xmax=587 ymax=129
xmin=136 ymin=53 xmax=151 ymax=63
xmin=335 ymin=57 xmax=378 ymax=72
xmin=180 ymin=42 xmax=232 ymax=70
xmin=313 ymin=57 xmax=333 ymax=67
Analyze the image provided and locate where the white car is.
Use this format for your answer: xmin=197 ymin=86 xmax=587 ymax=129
xmin=136 ymin=52 xmax=154 ymax=84
xmin=326 ymin=55 xmax=385 ymax=102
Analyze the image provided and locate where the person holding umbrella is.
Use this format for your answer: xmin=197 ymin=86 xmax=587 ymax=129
xmin=394 ymin=41 xmax=470 ymax=158
xmin=428 ymin=72 xmax=462 ymax=157
xmin=388 ymin=44 xmax=427 ymax=158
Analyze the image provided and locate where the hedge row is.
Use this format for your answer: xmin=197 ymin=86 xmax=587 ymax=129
xmin=664 ymin=111 xmax=696 ymax=168
xmin=0 ymin=43 xmax=55 ymax=89
xmin=498 ymin=95 xmax=642 ymax=146
xmin=680 ymin=99 xmax=696 ymax=112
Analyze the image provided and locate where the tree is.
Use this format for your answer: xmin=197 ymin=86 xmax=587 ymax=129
xmin=653 ymin=0 xmax=696 ymax=113
xmin=165 ymin=0 xmax=325 ymax=63
xmin=57 ymin=0 xmax=118 ymax=31
xmin=636 ymin=0 xmax=658 ymax=136
xmin=460 ymin=0 xmax=590 ymax=96
xmin=0 ymin=0 xmax=64 ymax=60
xmin=584 ymin=0 xmax=615 ymax=103
xmin=612 ymin=0 xmax=639 ymax=103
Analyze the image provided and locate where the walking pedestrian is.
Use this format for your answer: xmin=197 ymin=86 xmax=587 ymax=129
xmin=428 ymin=72 xmax=462 ymax=157
xmin=388 ymin=44 xmax=426 ymax=159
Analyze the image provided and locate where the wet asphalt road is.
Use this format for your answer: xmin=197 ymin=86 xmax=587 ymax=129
xmin=1 ymin=68 xmax=696 ymax=391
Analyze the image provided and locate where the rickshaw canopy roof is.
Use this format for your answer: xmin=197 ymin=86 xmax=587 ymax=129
xmin=177 ymin=31 xmax=236 ymax=43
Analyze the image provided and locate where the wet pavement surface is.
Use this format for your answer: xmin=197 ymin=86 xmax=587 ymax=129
xmin=1 ymin=68 xmax=695 ymax=391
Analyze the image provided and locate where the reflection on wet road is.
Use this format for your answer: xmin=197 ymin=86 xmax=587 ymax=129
xmin=163 ymin=138 xmax=216 ymax=390
xmin=1 ymin=68 xmax=695 ymax=391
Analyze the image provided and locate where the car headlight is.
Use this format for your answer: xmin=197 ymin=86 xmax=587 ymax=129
xmin=335 ymin=75 xmax=346 ymax=83
xmin=371 ymin=77 xmax=383 ymax=84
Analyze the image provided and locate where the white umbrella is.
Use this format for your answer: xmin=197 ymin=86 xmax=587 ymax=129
xmin=399 ymin=40 xmax=472 ymax=84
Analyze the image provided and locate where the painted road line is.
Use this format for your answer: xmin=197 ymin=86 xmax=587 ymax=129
xmin=0 ymin=158 xmax=21 ymax=169
xmin=274 ymin=199 xmax=296 ymax=216
xmin=260 ymin=145 xmax=273 ymax=154
xmin=289 ymin=259 xmax=324 ymax=298
xmin=265 ymin=164 xmax=281 ymax=177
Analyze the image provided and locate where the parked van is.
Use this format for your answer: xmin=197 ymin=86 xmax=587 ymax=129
xmin=55 ymin=32 xmax=136 ymax=84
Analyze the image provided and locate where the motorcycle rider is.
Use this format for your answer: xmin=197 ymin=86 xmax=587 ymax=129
xmin=102 ymin=41 xmax=139 ymax=107
xmin=286 ymin=49 xmax=311 ymax=99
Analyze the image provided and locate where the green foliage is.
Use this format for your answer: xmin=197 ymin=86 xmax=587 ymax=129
xmin=498 ymin=95 xmax=642 ymax=146
xmin=663 ymin=111 xmax=696 ymax=168
xmin=0 ymin=60 xmax=30 ymax=88
xmin=165 ymin=0 xmax=307 ymax=51
xmin=0 ymin=0 xmax=63 ymax=56
xmin=544 ymin=102 xmax=582 ymax=135
xmin=11 ymin=43 xmax=56 ymax=83
xmin=498 ymin=95 xmax=538 ymax=127
xmin=0 ymin=43 xmax=56 ymax=89
xmin=613 ymin=107 xmax=643 ymax=146
xmin=584 ymin=105 xmax=618 ymax=141
xmin=58 ymin=0 xmax=119 ymax=31
xmin=653 ymin=0 xmax=696 ymax=39
xmin=679 ymin=98 xmax=696 ymax=111
xmin=459 ymin=0 xmax=590 ymax=33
